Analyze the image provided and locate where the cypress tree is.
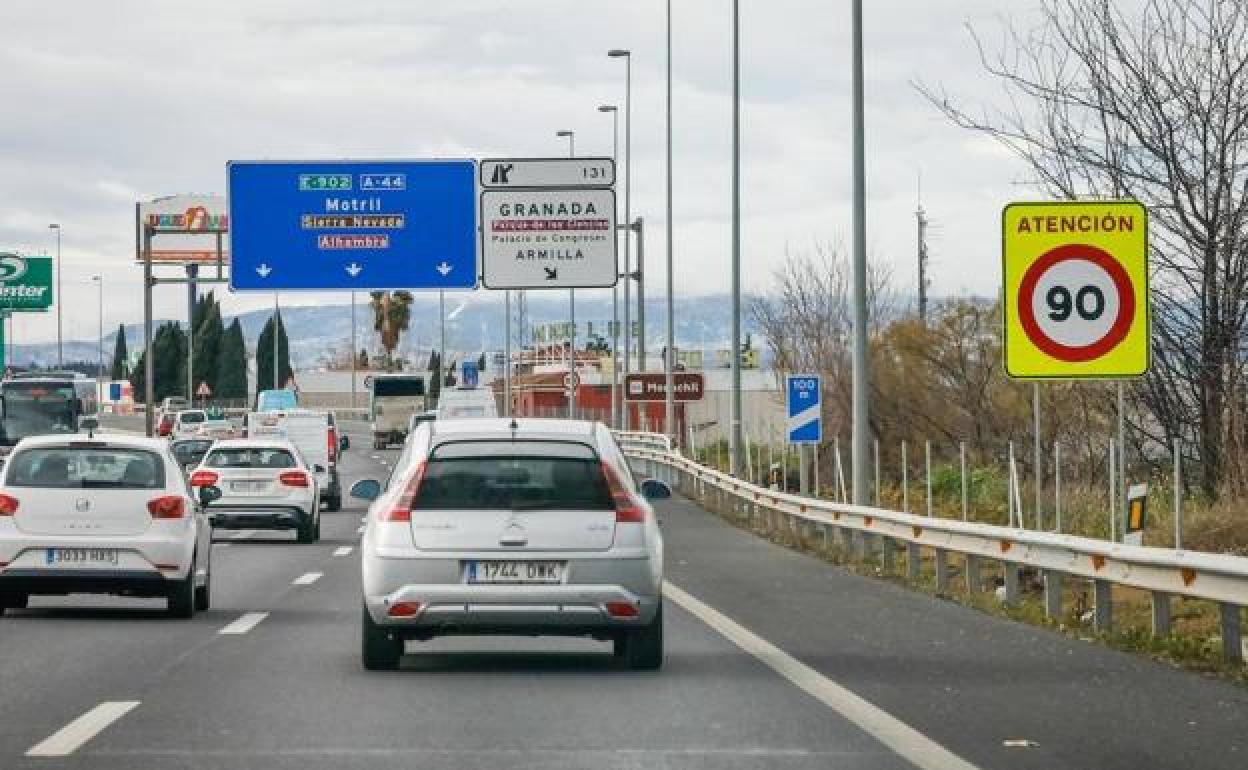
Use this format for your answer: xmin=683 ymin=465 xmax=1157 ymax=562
xmin=109 ymin=324 xmax=128 ymax=380
xmin=215 ymin=319 xmax=247 ymax=400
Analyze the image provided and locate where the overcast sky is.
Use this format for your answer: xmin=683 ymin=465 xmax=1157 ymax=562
xmin=0 ymin=0 xmax=1035 ymax=345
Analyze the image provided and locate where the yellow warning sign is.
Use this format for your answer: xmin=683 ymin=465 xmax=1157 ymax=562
xmin=1002 ymin=201 xmax=1149 ymax=379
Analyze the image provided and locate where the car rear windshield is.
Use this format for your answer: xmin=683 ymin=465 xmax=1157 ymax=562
xmin=373 ymin=378 xmax=425 ymax=397
xmin=179 ymin=412 xmax=206 ymax=424
xmin=204 ymin=448 xmax=297 ymax=469
xmin=415 ymin=441 xmax=611 ymax=511
xmin=5 ymin=447 xmax=166 ymax=489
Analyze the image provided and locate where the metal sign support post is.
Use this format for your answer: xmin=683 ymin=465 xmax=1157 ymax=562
xmin=504 ymin=291 xmax=512 ymax=417
xmin=351 ymin=291 xmax=357 ymax=409
xmin=1117 ymin=382 xmax=1126 ymax=539
xmin=143 ymin=226 xmax=154 ymax=436
xmin=1033 ymin=383 xmax=1042 ymax=529
xmin=187 ymin=263 xmax=198 ymax=401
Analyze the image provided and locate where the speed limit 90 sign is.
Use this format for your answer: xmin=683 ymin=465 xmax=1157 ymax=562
xmin=1002 ymin=201 xmax=1149 ymax=379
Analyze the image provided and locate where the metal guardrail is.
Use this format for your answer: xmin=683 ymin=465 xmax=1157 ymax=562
xmin=615 ymin=431 xmax=1247 ymax=664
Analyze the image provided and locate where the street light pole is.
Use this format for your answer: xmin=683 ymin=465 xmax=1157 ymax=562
xmin=729 ymin=0 xmax=743 ymax=477
xmin=92 ymin=275 xmax=102 ymax=383
xmin=850 ymin=0 xmax=871 ymax=504
xmin=664 ymin=0 xmax=676 ymax=443
xmin=556 ymin=129 xmax=577 ymax=420
xmin=599 ymin=104 xmax=620 ymax=429
xmin=48 ymin=223 xmax=62 ymax=367
xmin=608 ymin=48 xmax=632 ymax=425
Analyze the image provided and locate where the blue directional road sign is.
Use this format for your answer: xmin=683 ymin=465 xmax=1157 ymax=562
xmin=228 ymin=160 xmax=477 ymax=291
xmin=786 ymin=374 xmax=822 ymax=444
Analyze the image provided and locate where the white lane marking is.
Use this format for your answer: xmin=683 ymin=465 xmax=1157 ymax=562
xmin=356 ymin=525 xmax=365 ymax=535
xmin=26 ymin=701 xmax=140 ymax=757
xmin=360 ymin=516 xmax=368 ymax=523
xmin=663 ymin=583 xmax=981 ymax=770
xmin=292 ymin=572 xmax=323 ymax=586
xmin=333 ymin=546 xmax=353 ymax=556
xmin=218 ymin=612 xmax=269 ymax=635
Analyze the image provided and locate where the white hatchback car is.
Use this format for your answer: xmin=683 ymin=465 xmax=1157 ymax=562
xmin=0 ymin=434 xmax=211 ymax=617
xmin=351 ymin=418 xmax=670 ymax=671
xmin=191 ymin=439 xmax=321 ymax=543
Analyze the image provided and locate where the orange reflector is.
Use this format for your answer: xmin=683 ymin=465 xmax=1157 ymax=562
xmin=605 ymin=601 xmax=639 ymax=618
xmin=387 ymin=601 xmax=422 ymax=618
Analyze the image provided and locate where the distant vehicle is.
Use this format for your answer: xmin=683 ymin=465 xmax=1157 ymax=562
xmin=435 ymin=386 xmax=499 ymax=420
xmin=196 ymin=412 xmax=235 ymax=440
xmin=190 ymin=438 xmax=321 ymax=543
xmin=171 ymin=409 xmax=208 ymax=440
xmin=0 ymin=433 xmax=212 ymax=617
xmin=0 ymin=375 xmax=99 ymax=453
xmin=256 ymin=389 xmax=297 ymax=412
xmin=243 ymin=409 xmax=344 ymax=511
xmin=350 ymin=418 xmax=670 ymax=671
xmin=368 ymin=374 xmax=426 ymax=449
xmin=171 ymin=438 xmax=215 ymax=470
xmin=159 ymin=396 xmax=189 ymax=414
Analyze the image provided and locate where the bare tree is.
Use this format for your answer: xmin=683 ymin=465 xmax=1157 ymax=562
xmin=919 ymin=0 xmax=1248 ymax=497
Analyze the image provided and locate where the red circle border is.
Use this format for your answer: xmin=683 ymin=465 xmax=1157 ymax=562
xmin=1016 ymin=243 xmax=1135 ymax=363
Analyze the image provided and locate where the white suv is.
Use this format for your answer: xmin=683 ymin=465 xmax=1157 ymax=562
xmin=191 ymin=439 xmax=321 ymax=543
xmin=0 ymin=434 xmax=211 ymax=617
xmin=351 ymin=418 xmax=669 ymax=670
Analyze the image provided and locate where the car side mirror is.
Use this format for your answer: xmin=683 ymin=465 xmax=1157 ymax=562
xmin=350 ymin=479 xmax=382 ymax=501
xmin=339 ymin=435 xmax=350 ymax=451
xmin=640 ymin=479 xmax=672 ymax=500
xmin=198 ymin=486 xmax=222 ymax=505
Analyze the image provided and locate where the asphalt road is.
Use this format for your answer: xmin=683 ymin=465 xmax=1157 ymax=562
xmin=1 ymin=420 xmax=1245 ymax=769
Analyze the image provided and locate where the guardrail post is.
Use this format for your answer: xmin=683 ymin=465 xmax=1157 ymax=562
xmin=857 ymin=531 xmax=874 ymax=561
xmin=906 ymin=543 xmax=922 ymax=582
xmin=1150 ymin=592 xmax=1171 ymax=638
xmin=1043 ymin=571 xmax=1063 ymax=621
xmin=879 ymin=537 xmax=895 ymax=572
xmin=964 ymin=555 xmax=982 ymax=594
xmin=1220 ymin=604 xmax=1243 ymax=664
xmin=1003 ymin=564 xmax=1020 ymax=606
xmin=1094 ymin=580 xmax=1113 ymax=633
xmin=934 ymin=549 xmax=950 ymax=594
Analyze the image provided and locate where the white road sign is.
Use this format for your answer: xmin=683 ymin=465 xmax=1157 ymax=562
xmin=480 ymin=188 xmax=618 ymax=289
xmin=480 ymin=158 xmax=615 ymax=188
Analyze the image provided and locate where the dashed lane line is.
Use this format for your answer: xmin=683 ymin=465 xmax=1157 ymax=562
xmin=292 ymin=572 xmax=323 ymax=586
xmin=333 ymin=546 xmax=353 ymax=556
xmin=25 ymin=701 xmax=141 ymax=758
xmin=663 ymin=583 xmax=981 ymax=770
xmin=217 ymin=612 xmax=270 ymax=635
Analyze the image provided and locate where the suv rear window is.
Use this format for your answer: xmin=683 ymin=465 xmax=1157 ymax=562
xmin=179 ymin=412 xmax=206 ymax=424
xmin=204 ymin=448 xmax=297 ymax=469
xmin=416 ymin=441 xmax=611 ymax=511
xmin=6 ymin=447 xmax=166 ymax=489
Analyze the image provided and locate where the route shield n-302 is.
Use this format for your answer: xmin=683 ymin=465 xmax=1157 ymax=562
xmin=1002 ymin=201 xmax=1149 ymax=379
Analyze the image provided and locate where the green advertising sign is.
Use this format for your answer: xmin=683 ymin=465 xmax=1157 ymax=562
xmin=0 ymin=253 xmax=53 ymax=311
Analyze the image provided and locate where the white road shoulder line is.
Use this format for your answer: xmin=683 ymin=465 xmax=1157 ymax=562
xmin=218 ymin=611 xmax=269 ymax=635
xmin=26 ymin=701 xmax=140 ymax=757
xmin=292 ymin=572 xmax=323 ymax=586
xmin=333 ymin=546 xmax=353 ymax=556
xmin=663 ymin=583 xmax=981 ymax=770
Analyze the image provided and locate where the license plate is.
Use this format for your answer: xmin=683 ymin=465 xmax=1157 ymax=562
xmin=467 ymin=560 xmax=565 ymax=584
xmin=230 ymin=481 xmax=265 ymax=493
xmin=45 ymin=548 xmax=120 ymax=567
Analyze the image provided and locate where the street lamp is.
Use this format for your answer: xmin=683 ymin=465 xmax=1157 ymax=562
xmin=664 ymin=0 xmax=676 ymax=443
xmin=48 ymin=223 xmax=62 ymax=367
xmin=555 ymin=129 xmax=577 ymax=419
xmin=729 ymin=2 xmax=743 ymax=477
xmin=608 ymin=48 xmax=632 ymax=426
xmin=91 ymin=275 xmax=103 ymax=382
xmin=598 ymin=104 xmax=620 ymax=428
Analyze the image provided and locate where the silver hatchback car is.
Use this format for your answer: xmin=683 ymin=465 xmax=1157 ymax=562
xmin=351 ymin=418 xmax=669 ymax=671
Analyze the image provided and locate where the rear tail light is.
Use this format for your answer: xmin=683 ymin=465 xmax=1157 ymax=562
xmin=387 ymin=601 xmax=422 ymax=618
xmin=601 ymin=462 xmax=644 ymax=523
xmin=328 ymin=428 xmax=338 ymax=464
xmin=147 ymin=495 xmax=186 ymax=519
xmin=605 ymin=601 xmax=639 ymax=618
xmin=0 ymin=494 xmax=19 ymax=516
xmin=381 ymin=462 xmax=425 ymax=522
xmin=279 ymin=471 xmax=310 ymax=488
xmin=189 ymin=470 xmax=219 ymax=487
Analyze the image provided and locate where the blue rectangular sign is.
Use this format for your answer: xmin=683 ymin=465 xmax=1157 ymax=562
xmin=786 ymin=374 xmax=822 ymax=444
xmin=228 ymin=160 xmax=477 ymax=291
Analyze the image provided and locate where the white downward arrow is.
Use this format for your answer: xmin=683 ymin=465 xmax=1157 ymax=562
xmin=256 ymin=264 xmax=272 ymax=278
xmin=345 ymin=263 xmax=363 ymax=277
xmin=436 ymin=261 xmax=452 ymax=276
